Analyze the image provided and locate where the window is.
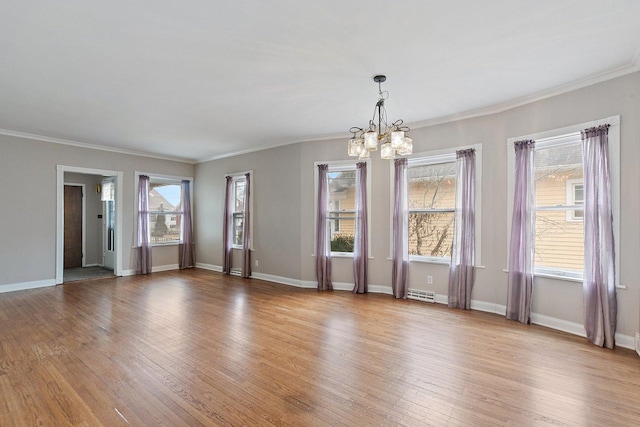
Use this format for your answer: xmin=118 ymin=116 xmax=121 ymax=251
xmin=407 ymin=156 xmax=457 ymax=261
xmin=534 ymin=138 xmax=584 ymax=276
xmin=138 ymin=174 xmax=192 ymax=246
xmin=328 ymin=168 xmax=356 ymax=253
xmin=148 ymin=180 xmax=184 ymax=244
xmin=315 ymin=161 xmax=370 ymax=256
xmin=232 ymin=178 xmax=246 ymax=247
xmin=507 ymin=116 xmax=620 ymax=281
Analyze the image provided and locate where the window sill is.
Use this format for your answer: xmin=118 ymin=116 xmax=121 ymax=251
xmin=151 ymin=242 xmax=180 ymax=247
xmin=409 ymin=257 xmax=450 ymax=265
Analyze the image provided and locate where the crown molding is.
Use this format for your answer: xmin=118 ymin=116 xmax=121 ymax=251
xmin=0 ymin=129 xmax=197 ymax=164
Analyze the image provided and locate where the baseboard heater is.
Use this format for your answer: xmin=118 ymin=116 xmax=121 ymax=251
xmin=230 ymin=268 xmax=242 ymax=277
xmin=407 ymin=289 xmax=436 ymax=303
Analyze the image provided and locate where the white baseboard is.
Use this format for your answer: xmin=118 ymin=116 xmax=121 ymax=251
xmin=195 ymin=263 xmax=223 ymax=272
xmin=251 ymin=272 xmax=316 ymax=288
xmin=636 ymin=333 xmax=640 ymax=357
xmin=120 ymin=264 xmax=181 ymax=277
xmin=152 ymin=264 xmax=179 ymax=273
xmin=84 ymin=263 xmax=99 ymax=267
xmin=0 ymin=279 xmax=56 ymax=294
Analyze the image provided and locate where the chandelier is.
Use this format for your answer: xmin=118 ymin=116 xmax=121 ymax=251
xmin=348 ymin=75 xmax=412 ymax=160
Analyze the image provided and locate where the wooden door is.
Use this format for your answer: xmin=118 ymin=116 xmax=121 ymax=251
xmin=64 ymin=185 xmax=83 ymax=268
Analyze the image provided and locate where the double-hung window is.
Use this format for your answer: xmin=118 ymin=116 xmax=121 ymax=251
xmin=149 ymin=181 xmax=182 ymax=245
xmin=144 ymin=175 xmax=192 ymax=245
xmin=407 ymin=155 xmax=457 ymax=261
xmin=232 ymin=178 xmax=246 ymax=247
xmin=508 ymin=116 xmax=620 ymax=281
xmin=315 ymin=161 xmax=370 ymax=256
xmin=534 ymin=136 xmax=584 ymax=276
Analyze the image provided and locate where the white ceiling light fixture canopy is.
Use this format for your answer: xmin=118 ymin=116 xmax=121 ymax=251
xmin=348 ymin=75 xmax=412 ymax=160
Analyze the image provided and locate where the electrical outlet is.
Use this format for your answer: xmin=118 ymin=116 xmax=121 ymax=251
xmin=255 ymin=260 xmax=259 ymax=267
xmin=427 ymin=276 xmax=433 ymax=284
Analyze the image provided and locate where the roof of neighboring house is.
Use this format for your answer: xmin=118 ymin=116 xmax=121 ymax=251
xmin=149 ymin=189 xmax=176 ymax=212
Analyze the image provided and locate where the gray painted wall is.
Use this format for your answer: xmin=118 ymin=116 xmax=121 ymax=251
xmin=0 ymin=136 xmax=194 ymax=287
xmin=195 ymin=71 xmax=640 ymax=339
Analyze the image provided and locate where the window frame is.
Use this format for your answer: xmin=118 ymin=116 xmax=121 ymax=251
xmin=135 ymin=172 xmax=194 ymax=247
xmin=506 ymin=115 xmax=620 ymax=283
xmin=389 ymin=144 xmax=483 ymax=266
xmin=313 ymin=160 xmax=371 ymax=258
xmin=226 ymin=171 xmax=253 ymax=250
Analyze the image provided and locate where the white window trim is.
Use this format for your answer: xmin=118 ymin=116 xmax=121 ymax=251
xmin=313 ymin=159 xmax=372 ymax=258
xmin=389 ymin=144 xmax=483 ymax=266
xmin=506 ymin=115 xmax=620 ymax=284
xmin=226 ymin=170 xmax=254 ymax=251
xmin=134 ymin=172 xmax=194 ymax=247
xmin=565 ymin=179 xmax=584 ymax=222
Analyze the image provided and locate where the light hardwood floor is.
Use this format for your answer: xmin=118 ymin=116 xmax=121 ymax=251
xmin=1 ymin=269 xmax=639 ymax=426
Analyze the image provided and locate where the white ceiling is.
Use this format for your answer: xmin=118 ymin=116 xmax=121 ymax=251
xmin=1 ymin=0 xmax=639 ymax=163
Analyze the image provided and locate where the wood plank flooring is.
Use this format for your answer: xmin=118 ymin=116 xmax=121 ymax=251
xmin=1 ymin=269 xmax=639 ymax=426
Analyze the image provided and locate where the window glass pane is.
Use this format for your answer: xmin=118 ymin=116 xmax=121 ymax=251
xmin=149 ymin=183 xmax=182 ymax=244
xmin=328 ymin=170 xmax=356 ymax=253
xmin=535 ymin=210 xmax=584 ymax=273
xmin=534 ymin=140 xmax=584 ymax=273
xmin=534 ymin=142 xmax=583 ymax=206
xmin=408 ymin=162 xmax=456 ymax=209
xmin=409 ymin=211 xmax=454 ymax=257
xmin=234 ymin=181 xmax=245 ymax=212
xmin=233 ymin=214 xmax=244 ymax=246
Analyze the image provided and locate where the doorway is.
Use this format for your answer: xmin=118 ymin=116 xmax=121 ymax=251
xmin=56 ymin=166 xmax=123 ymax=284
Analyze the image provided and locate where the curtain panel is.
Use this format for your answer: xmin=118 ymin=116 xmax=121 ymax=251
xmin=582 ymin=124 xmax=617 ymax=348
xmin=222 ymin=176 xmax=233 ymax=275
xmin=316 ymin=164 xmax=333 ymax=291
xmin=179 ymin=180 xmax=195 ymax=269
xmin=135 ymin=175 xmax=152 ymax=275
xmin=392 ymin=158 xmax=409 ymax=299
xmin=241 ymin=172 xmax=251 ymax=278
xmin=352 ymin=162 xmax=368 ymax=294
xmin=448 ymin=149 xmax=476 ymax=309
xmin=506 ymin=140 xmax=536 ymax=324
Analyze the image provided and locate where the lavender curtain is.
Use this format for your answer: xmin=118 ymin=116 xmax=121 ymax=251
xmin=179 ymin=180 xmax=195 ymax=269
xmin=392 ymin=158 xmax=409 ymax=299
xmin=222 ymin=176 xmax=233 ymax=275
xmin=316 ymin=164 xmax=332 ymax=291
xmin=448 ymin=149 xmax=476 ymax=309
xmin=506 ymin=140 xmax=536 ymax=323
xmin=135 ymin=175 xmax=152 ymax=274
xmin=352 ymin=162 xmax=368 ymax=294
xmin=241 ymin=173 xmax=251 ymax=278
xmin=582 ymin=125 xmax=617 ymax=348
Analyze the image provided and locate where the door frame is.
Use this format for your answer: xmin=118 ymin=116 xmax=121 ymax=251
xmin=63 ymin=182 xmax=86 ymax=268
xmin=56 ymin=165 xmax=124 ymax=284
